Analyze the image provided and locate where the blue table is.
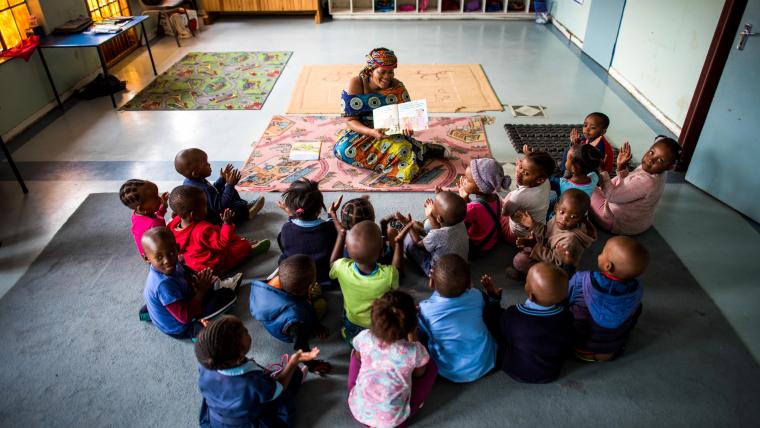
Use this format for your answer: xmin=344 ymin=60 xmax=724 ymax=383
xmin=37 ymin=16 xmax=156 ymax=109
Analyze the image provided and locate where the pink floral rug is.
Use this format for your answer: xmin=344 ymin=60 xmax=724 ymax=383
xmin=238 ymin=115 xmax=493 ymax=192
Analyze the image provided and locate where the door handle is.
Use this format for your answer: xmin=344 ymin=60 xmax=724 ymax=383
xmin=737 ymin=23 xmax=758 ymax=50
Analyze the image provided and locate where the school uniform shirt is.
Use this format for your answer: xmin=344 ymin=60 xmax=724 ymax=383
xmin=418 ymin=289 xmax=496 ymax=382
xmin=558 ymin=172 xmax=599 ymax=199
xmin=143 ymin=264 xmax=193 ymax=336
xmin=168 ymin=216 xmax=244 ymax=273
xmin=184 ymin=177 xmax=248 ymax=225
xmin=503 ymin=180 xmax=551 ymax=237
xmin=349 ymin=330 xmax=430 ymax=428
xmin=198 ymin=360 xmax=283 ymax=428
xmin=277 ymin=218 xmax=338 ymax=285
xmin=422 ymin=221 xmax=469 ymax=263
xmin=329 ymin=258 xmax=399 ymax=328
xmin=498 ymin=300 xmax=573 ymax=383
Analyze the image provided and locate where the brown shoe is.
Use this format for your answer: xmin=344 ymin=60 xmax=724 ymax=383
xmin=248 ymin=196 xmax=265 ymax=218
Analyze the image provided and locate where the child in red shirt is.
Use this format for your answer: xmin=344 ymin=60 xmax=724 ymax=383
xmin=566 ymin=112 xmax=614 ymax=175
xmin=167 ymin=185 xmax=269 ymax=275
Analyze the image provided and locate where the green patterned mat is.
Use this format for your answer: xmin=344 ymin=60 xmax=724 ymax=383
xmin=121 ymin=51 xmax=292 ymax=111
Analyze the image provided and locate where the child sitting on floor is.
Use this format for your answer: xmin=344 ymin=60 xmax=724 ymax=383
xmin=568 ymin=236 xmax=648 ymax=362
xmin=141 ymin=227 xmax=237 ymax=339
xmin=456 ymin=158 xmax=511 ymax=256
xmin=175 ymin=148 xmax=264 ymax=225
xmin=329 ymin=216 xmax=407 ymax=345
xmin=510 ymin=189 xmax=597 ymax=278
xmin=195 ymin=315 xmax=320 ymax=427
xmin=339 ymin=195 xmax=397 ymax=265
xmin=564 ymin=112 xmax=614 ymax=175
xmin=277 ymin=178 xmax=338 ymax=286
xmin=348 ymin=290 xmax=437 ymax=428
xmin=549 ymin=144 xmax=601 ymax=209
xmin=481 ymin=262 xmax=573 ymax=383
xmin=418 ymin=254 xmax=496 ymax=383
xmin=500 ymin=150 xmax=554 ymax=245
xmin=249 ymin=255 xmax=332 ymax=374
xmin=167 ymin=185 xmax=269 ymax=275
xmin=120 ymin=179 xmax=169 ymax=257
xmin=401 ymin=190 xmax=469 ymax=276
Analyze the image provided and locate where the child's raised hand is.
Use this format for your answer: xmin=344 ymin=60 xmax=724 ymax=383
xmin=522 ymin=144 xmax=533 ymax=154
xmin=395 ymin=221 xmax=414 ymax=244
xmin=434 ymin=185 xmax=444 ymax=194
xmin=226 ymin=168 xmax=242 ymax=186
xmin=328 ymin=195 xmax=343 ymax=217
xmin=511 ymin=210 xmax=534 ymax=229
xmin=617 ymin=142 xmax=632 ymax=171
xmin=480 ymin=274 xmax=502 ymax=297
xmin=277 ymin=200 xmax=291 ymax=215
xmin=221 ymin=208 xmax=234 ymax=225
xmin=556 ymin=243 xmax=576 ymax=266
xmin=394 ymin=211 xmax=412 ymax=225
xmin=220 ymin=164 xmax=233 ymax=181
xmin=194 ymin=268 xmax=214 ymax=294
xmin=570 ymin=128 xmax=580 ymax=145
xmin=516 ymin=233 xmax=536 ymax=249
xmin=160 ymin=192 xmax=169 ymax=205
xmin=424 ymin=198 xmax=435 ymax=218
xmin=386 ymin=224 xmax=399 ymax=244
xmin=293 ymin=347 xmax=321 ymax=363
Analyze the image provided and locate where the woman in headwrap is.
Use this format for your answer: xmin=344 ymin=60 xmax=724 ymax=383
xmin=334 ymin=47 xmax=448 ymax=183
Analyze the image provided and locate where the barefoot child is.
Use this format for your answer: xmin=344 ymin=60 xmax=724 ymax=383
xmin=402 ymin=190 xmax=469 ymax=276
xmin=348 ymin=290 xmax=437 ymax=427
xmin=141 ymin=227 xmax=236 ymax=338
xmin=510 ymin=189 xmax=597 ymax=278
xmin=418 ymin=254 xmax=496 ymax=383
xmin=482 ymin=262 xmax=573 ymax=383
xmin=167 ymin=185 xmax=269 ymax=275
xmin=277 ymin=178 xmax=338 ymax=285
xmin=329 ymin=213 xmax=407 ymax=345
xmin=120 ymin=179 xmax=168 ymax=257
xmin=457 ymin=158 xmax=511 ymax=255
xmin=501 ymin=150 xmax=554 ymax=245
xmin=568 ymin=236 xmax=649 ymax=361
xmin=175 ymin=148 xmax=264 ymax=225
xmin=249 ymin=255 xmax=332 ymax=374
xmin=195 ymin=315 xmax=320 ymax=427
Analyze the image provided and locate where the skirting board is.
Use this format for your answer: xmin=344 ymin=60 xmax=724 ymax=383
xmin=552 ymin=18 xmax=584 ymax=49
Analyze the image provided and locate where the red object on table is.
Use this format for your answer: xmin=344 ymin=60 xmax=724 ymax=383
xmin=1 ymin=36 xmax=40 ymax=61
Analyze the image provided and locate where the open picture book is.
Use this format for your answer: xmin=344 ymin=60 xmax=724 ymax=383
xmin=372 ymin=99 xmax=429 ymax=135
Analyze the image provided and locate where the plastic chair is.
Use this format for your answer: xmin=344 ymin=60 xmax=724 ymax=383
xmin=139 ymin=0 xmax=197 ymax=47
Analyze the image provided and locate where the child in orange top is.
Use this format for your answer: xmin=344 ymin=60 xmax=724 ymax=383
xmin=167 ymin=185 xmax=269 ymax=275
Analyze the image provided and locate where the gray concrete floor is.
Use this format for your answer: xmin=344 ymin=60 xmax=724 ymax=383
xmin=1 ymin=16 xmax=758 ymax=361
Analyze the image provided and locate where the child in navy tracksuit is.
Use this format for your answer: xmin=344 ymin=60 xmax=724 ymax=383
xmin=277 ymin=178 xmax=338 ymax=285
xmin=568 ymin=236 xmax=648 ymax=361
xmin=482 ymin=262 xmax=573 ymax=383
xmin=249 ymin=254 xmax=332 ymax=374
xmin=195 ymin=315 xmax=320 ymax=428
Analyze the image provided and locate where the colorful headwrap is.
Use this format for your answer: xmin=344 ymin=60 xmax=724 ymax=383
xmin=360 ymin=48 xmax=398 ymax=78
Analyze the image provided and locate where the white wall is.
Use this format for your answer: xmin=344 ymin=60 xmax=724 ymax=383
xmin=611 ymin=0 xmax=724 ymax=128
xmin=551 ymin=0 xmax=593 ymax=42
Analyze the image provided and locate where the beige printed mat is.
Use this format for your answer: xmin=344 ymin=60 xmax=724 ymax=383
xmin=287 ymin=64 xmax=503 ymax=114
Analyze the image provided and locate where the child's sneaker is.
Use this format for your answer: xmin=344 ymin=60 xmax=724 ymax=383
xmin=248 ymin=196 xmax=265 ymax=218
xmin=216 ymin=272 xmax=243 ymax=291
xmin=138 ymin=304 xmax=151 ymax=322
xmin=250 ymin=239 xmax=271 ymax=257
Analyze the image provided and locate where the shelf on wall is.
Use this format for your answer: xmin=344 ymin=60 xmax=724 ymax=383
xmin=328 ymin=0 xmax=533 ymax=19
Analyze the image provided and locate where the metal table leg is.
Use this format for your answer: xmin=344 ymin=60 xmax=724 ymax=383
xmin=1 ymin=136 xmax=28 ymax=194
xmin=96 ymin=46 xmax=117 ymax=108
xmin=37 ymin=48 xmax=63 ymax=111
xmin=141 ymin=21 xmax=157 ymax=76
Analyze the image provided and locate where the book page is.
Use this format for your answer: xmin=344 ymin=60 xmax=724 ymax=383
xmin=398 ymin=99 xmax=428 ymax=132
xmin=289 ymin=141 xmax=321 ymax=161
xmin=372 ymin=104 xmax=401 ymax=135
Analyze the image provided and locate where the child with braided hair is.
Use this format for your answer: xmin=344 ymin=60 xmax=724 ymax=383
xmin=120 ymin=179 xmax=169 ymax=257
xmin=195 ymin=315 xmax=320 ymax=427
xmin=339 ymin=195 xmax=397 ymax=265
xmin=347 ymin=290 xmax=437 ymax=427
xmin=277 ymin=178 xmax=339 ymax=285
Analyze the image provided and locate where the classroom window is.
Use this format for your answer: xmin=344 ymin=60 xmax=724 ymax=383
xmin=84 ymin=0 xmax=138 ymax=67
xmin=0 ymin=0 xmax=31 ymax=52
xmin=85 ymin=0 xmax=132 ymax=21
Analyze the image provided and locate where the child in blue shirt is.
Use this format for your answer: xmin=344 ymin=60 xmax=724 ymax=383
xmin=194 ymin=315 xmax=320 ymax=428
xmin=568 ymin=236 xmax=648 ymax=362
xmin=141 ymin=227 xmax=236 ymax=339
xmin=249 ymin=254 xmax=332 ymax=374
xmin=418 ymin=254 xmax=496 ymax=382
xmin=175 ymin=148 xmax=264 ymax=225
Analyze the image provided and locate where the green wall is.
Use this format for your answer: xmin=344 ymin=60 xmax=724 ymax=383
xmin=0 ymin=0 xmax=152 ymax=139
xmin=610 ymin=0 xmax=724 ymax=127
